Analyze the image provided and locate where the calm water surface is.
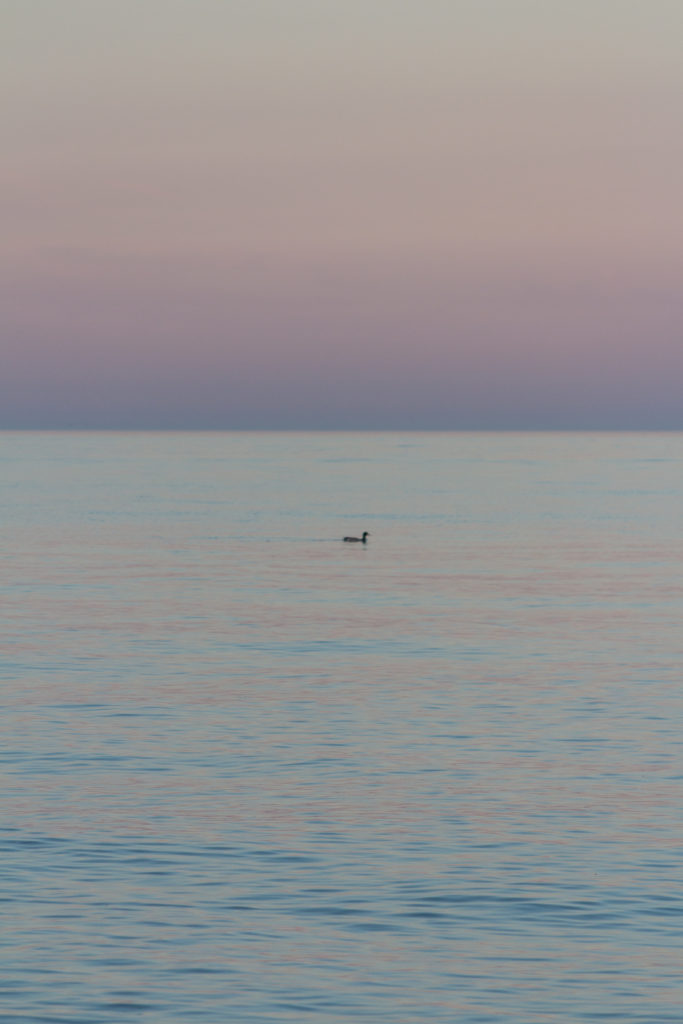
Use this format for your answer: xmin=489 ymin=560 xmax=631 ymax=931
xmin=2 ymin=431 xmax=683 ymax=1023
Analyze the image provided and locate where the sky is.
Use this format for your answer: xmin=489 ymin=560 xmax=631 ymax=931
xmin=4 ymin=0 xmax=683 ymax=429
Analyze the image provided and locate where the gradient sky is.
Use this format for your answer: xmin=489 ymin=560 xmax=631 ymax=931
xmin=4 ymin=1 xmax=683 ymax=428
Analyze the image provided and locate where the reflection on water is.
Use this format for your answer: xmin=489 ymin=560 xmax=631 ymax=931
xmin=2 ymin=431 xmax=683 ymax=1022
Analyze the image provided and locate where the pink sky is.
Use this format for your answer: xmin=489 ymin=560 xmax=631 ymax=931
xmin=4 ymin=1 xmax=683 ymax=427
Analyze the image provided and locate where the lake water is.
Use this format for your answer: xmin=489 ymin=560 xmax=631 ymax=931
xmin=2 ymin=430 xmax=683 ymax=1023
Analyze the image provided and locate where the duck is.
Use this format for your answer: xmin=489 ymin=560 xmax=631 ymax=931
xmin=343 ymin=531 xmax=370 ymax=543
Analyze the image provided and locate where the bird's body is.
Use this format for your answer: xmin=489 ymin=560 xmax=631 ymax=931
xmin=343 ymin=531 xmax=369 ymax=543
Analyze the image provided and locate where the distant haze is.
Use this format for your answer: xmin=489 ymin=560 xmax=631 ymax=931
xmin=4 ymin=1 xmax=683 ymax=428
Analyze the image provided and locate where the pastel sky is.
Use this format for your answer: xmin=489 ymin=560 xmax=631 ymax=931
xmin=4 ymin=1 xmax=683 ymax=428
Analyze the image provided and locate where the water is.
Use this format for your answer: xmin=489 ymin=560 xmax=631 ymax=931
xmin=2 ymin=430 xmax=683 ymax=1023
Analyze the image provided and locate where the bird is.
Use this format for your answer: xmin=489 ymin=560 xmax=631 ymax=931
xmin=343 ymin=531 xmax=369 ymax=543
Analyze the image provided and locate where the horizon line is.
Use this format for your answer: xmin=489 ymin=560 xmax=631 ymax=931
xmin=3 ymin=426 xmax=683 ymax=434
